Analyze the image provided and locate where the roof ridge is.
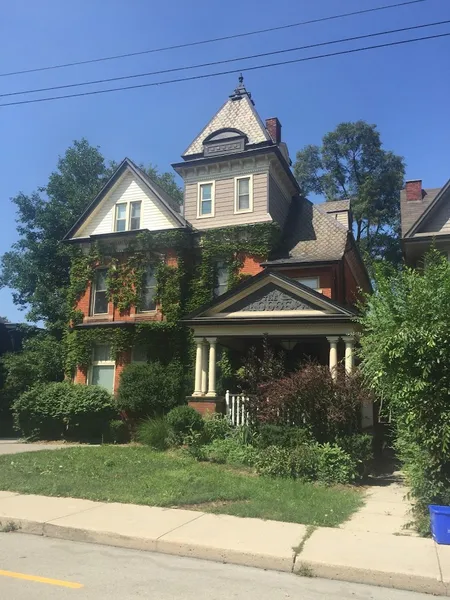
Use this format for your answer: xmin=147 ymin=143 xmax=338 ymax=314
xmin=314 ymin=202 xmax=350 ymax=233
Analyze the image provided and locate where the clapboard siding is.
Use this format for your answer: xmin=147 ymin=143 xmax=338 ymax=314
xmin=268 ymin=175 xmax=291 ymax=228
xmin=420 ymin=193 xmax=450 ymax=234
xmin=74 ymin=172 xmax=179 ymax=237
xmin=184 ymin=172 xmax=270 ymax=229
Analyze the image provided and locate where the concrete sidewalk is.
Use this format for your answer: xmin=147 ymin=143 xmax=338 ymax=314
xmin=0 ymin=491 xmax=448 ymax=596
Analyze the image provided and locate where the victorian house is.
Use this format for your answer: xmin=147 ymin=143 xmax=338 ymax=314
xmin=64 ymin=77 xmax=371 ymax=417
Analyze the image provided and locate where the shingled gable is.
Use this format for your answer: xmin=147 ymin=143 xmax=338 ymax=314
xmin=183 ymin=270 xmax=356 ymax=324
xmin=64 ymin=157 xmax=186 ymax=240
xmin=182 ymin=76 xmax=272 ymax=158
xmin=404 ymin=178 xmax=450 ymax=237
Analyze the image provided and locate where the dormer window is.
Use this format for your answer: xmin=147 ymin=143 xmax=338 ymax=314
xmin=198 ymin=182 xmax=214 ymax=218
xmin=114 ymin=201 xmax=142 ymax=232
xmin=235 ymin=176 xmax=253 ymax=213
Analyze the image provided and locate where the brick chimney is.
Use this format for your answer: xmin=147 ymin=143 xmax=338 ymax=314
xmin=266 ymin=117 xmax=282 ymax=144
xmin=405 ymin=179 xmax=423 ymax=201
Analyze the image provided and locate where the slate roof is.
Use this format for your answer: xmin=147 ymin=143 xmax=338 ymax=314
xmin=400 ymin=187 xmax=441 ymax=237
xmin=183 ymin=93 xmax=271 ymax=157
xmin=266 ymin=198 xmax=349 ymax=264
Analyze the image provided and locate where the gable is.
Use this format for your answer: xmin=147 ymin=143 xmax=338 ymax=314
xmin=415 ymin=186 xmax=450 ymax=235
xmin=183 ymin=95 xmax=270 ymax=157
xmin=72 ymin=170 xmax=180 ymax=239
xmin=188 ymin=271 xmax=355 ymax=321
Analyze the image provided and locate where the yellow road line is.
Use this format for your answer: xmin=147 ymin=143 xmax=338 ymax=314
xmin=0 ymin=569 xmax=83 ymax=589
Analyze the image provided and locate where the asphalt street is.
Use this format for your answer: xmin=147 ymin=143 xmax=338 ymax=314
xmin=0 ymin=533 xmax=445 ymax=600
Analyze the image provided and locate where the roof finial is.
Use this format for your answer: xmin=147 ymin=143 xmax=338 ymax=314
xmin=230 ymin=73 xmax=252 ymax=102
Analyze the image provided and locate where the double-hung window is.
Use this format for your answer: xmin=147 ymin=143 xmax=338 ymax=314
xmin=140 ymin=265 xmax=157 ymax=312
xmin=214 ymin=261 xmax=228 ymax=297
xmin=90 ymin=344 xmax=115 ymax=391
xmin=114 ymin=201 xmax=141 ymax=231
xmin=235 ymin=176 xmax=253 ymax=213
xmin=91 ymin=269 xmax=108 ymax=315
xmin=198 ymin=182 xmax=214 ymax=217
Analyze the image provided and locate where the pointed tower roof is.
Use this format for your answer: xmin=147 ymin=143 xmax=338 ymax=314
xmin=182 ymin=75 xmax=272 ymax=158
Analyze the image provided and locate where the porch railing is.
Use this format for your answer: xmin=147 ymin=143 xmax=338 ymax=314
xmin=225 ymin=391 xmax=250 ymax=426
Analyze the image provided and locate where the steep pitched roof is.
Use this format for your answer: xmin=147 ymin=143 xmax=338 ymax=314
xmin=267 ymin=199 xmax=349 ymax=264
xmin=400 ymin=187 xmax=441 ymax=237
xmin=402 ymin=179 xmax=450 ymax=237
xmin=182 ymin=80 xmax=271 ymax=157
xmin=64 ymin=158 xmax=187 ymax=240
xmin=317 ymin=199 xmax=351 ymax=213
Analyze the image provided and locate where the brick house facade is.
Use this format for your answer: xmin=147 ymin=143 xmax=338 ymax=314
xmin=64 ymin=77 xmax=371 ymax=401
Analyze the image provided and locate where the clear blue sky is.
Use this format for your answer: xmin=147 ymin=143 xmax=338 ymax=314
xmin=1 ymin=0 xmax=449 ymax=322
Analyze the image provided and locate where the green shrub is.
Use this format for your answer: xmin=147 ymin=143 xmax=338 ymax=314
xmin=203 ymin=414 xmax=233 ymax=442
xmin=316 ymin=443 xmax=357 ymax=485
xmin=137 ymin=417 xmax=173 ymax=450
xmin=117 ymin=361 xmax=183 ymax=420
xmin=204 ymin=438 xmax=258 ymax=467
xmin=166 ymin=405 xmax=204 ymax=443
xmin=256 ymin=424 xmax=313 ymax=449
xmin=13 ymin=382 xmax=116 ymax=441
xmin=106 ymin=419 xmax=130 ymax=444
xmin=289 ymin=445 xmax=320 ymax=480
xmin=335 ymin=434 xmax=373 ymax=479
xmin=255 ymin=446 xmax=292 ymax=477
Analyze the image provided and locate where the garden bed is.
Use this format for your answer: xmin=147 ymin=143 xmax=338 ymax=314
xmin=0 ymin=446 xmax=363 ymax=527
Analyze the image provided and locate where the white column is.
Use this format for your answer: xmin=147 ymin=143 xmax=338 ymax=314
xmin=327 ymin=336 xmax=339 ymax=381
xmin=206 ymin=338 xmax=217 ymax=397
xmin=193 ymin=338 xmax=204 ymax=396
xmin=201 ymin=341 xmax=208 ymax=395
xmin=342 ymin=336 xmax=355 ymax=375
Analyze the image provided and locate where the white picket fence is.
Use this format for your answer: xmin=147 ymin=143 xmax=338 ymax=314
xmin=225 ymin=391 xmax=250 ymax=426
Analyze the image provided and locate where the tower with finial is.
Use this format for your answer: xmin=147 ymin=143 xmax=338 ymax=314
xmin=172 ymin=77 xmax=296 ymax=231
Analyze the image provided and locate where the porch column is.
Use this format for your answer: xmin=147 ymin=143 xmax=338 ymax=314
xmin=327 ymin=336 xmax=339 ymax=381
xmin=201 ymin=340 xmax=208 ymax=395
xmin=206 ymin=337 xmax=217 ymax=397
xmin=193 ymin=338 xmax=204 ymax=396
xmin=342 ymin=336 xmax=355 ymax=375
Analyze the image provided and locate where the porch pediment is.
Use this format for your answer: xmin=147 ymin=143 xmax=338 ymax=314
xmin=184 ymin=270 xmax=356 ymax=322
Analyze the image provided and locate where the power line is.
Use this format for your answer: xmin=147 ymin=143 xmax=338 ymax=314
xmin=0 ymin=0 xmax=429 ymax=78
xmin=0 ymin=30 xmax=448 ymax=109
xmin=3 ymin=19 xmax=448 ymax=99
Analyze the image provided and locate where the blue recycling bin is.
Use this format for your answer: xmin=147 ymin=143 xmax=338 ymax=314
xmin=429 ymin=505 xmax=450 ymax=544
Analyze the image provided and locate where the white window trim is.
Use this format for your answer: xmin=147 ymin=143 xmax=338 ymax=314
xmin=88 ymin=346 xmax=115 ymax=390
xmin=90 ymin=268 xmax=109 ymax=316
xmin=234 ymin=175 xmax=253 ymax=214
xmin=113 ymin=200 xmax=142 ymax=232
xmin=197 ymin=181 xmax=215 ymax=219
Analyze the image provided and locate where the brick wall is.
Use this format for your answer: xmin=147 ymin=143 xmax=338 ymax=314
xmin=239 ymin=254 xmax=264 ymax=277
xmin=279 ymin=266 xmax=335 ymax=300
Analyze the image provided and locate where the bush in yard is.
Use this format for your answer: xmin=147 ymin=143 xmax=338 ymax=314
xmin=137 ymin=417 xmax=173 ymax=450
xmin=256 ymin=424 xmax=313 ymax=449
xmin=247 ymin=362 xmax=371 ymax=442
xmin=316 ymin=443 xmax=357 ymax=485
xmin=335 ymin=434 xmax=373 ymax=479
xmin=203 ymin=437 xmax=258 ymax=467
xmin=203 ymin=413 xmax=233 ymax=443
xmin=255 ymin=446 xmax=292 ymax=478
xmin=105 ymin=419 xmax=130 ymax=444
xmin=358 ymin=249 xmax=450 ymax=531
xmin=166 ymin=405 xmax=204 ymax=443
xmin=13 ymin=382 xmax=116 ymax=440
xmin=117 ymin=361 xmax=183 ymax=420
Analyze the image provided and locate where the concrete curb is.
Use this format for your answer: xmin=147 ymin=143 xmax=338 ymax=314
xmin=1 ymin=493 xmax=449 ymax=596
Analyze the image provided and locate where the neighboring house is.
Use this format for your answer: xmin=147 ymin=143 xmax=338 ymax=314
xmin=401 ymin=178 xmax=450 ymax=266
xmin=64 ymin=77 xmax=371 ymax=419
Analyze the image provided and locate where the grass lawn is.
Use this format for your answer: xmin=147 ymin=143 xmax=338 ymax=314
xmin=0 ymin=446 xmax=363 ymax=527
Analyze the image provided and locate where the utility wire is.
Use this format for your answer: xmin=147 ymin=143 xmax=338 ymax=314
xmin=0 ymin=31 xmax=448 ymax=109
xmin=0 ymin=0 xmax=429 ymax=78
xmin=3 ymin=19 xmax=448 ymax=99
xmin=0 ymin=31 xmax=450 ymax=108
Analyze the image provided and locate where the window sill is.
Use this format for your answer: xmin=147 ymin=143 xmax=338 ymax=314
xmin=233 ymin=208 xmax=254 ymax=215
xmin=197 ymin=213 xmax=215 ymax=219
xmin=85 ymin=314 xmax=111 ymax=322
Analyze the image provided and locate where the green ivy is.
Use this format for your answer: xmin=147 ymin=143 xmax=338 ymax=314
xmin=188 ymin=222 xmax=279 ymax=311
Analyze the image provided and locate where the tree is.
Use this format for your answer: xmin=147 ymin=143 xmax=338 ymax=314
xmin=358 ymin=249 xmax=450 ymax=531
xmin=145 ymin=164 xmax=183 ymax=205
xmin=0 ymin=140 xmax=183 ymax=330
xmin=294 ymin=121 xmax=405 ymax=265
